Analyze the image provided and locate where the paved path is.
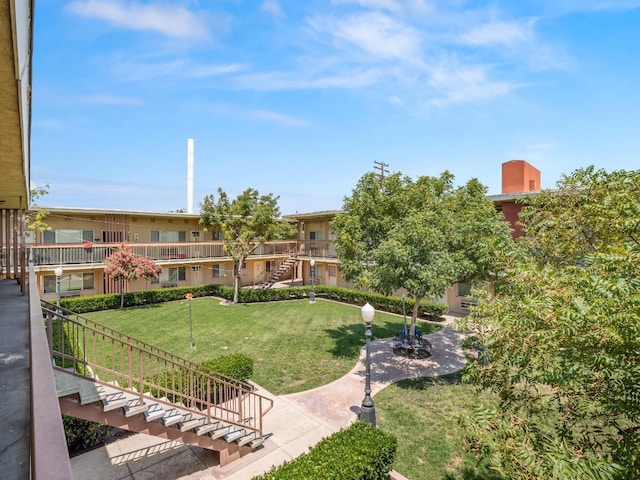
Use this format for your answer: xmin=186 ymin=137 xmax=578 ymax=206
xmin=70 ymin=325 xmax=469 ymax=480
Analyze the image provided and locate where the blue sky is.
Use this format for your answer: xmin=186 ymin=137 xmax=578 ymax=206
xmin=31 ymin=0 xmax=640 ymax=215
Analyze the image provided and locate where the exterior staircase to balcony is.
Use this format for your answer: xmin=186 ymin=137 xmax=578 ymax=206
xmin=258 ymin=253 xmax=298 ymax=289
xmin=43 ymin=301 xmax=273 ymax=467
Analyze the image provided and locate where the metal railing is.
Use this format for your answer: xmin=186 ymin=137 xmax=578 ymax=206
xmin=42 ymin=301 xmax=273 ymax=435
xmin=7 ymin=239 xmax=339 ymax=274
xmin=27 ymin=240 xmax=301 ymax=268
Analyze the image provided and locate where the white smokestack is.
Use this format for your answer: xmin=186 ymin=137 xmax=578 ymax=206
xmin=187 ymin=138 xmax=194 ymax=214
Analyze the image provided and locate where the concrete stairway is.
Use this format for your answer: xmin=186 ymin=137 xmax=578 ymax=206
xmin=54 ymin=370 xmax=270 ymax=466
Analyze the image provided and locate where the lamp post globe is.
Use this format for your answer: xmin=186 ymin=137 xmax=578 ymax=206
xmin=309 ymin=259 xmax=316 ymax=304
xmin=359 ymin=302 xmax=376 ymax=426
xmin=54 ymin=266 xmax=63 ymax=308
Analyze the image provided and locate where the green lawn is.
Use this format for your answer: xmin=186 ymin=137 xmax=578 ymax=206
xmin=85 ymin=297 xmax=441 ymax=395
xmin=375 ymin=373 xmax=499 ymax=480
xmin=85 ymin=297 xmax=496 ymax=477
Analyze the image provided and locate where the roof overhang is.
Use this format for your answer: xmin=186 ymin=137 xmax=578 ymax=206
xmin=0 ymin=0 xmax=33 ymax=210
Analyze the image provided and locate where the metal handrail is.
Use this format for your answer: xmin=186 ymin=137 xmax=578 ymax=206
xmin=42 ymin=304 xmax=273 ymax=435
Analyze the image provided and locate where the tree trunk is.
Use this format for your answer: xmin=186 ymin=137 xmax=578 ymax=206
xmin=410 ymin=295 xmax=422 ymax=344
xmin=233 ymin=260 xmax=241 ymax=304
xmin=120 ymin=279 xmax=125 ymax=309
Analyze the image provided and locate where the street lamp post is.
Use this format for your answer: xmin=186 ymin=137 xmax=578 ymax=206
xmin=359 ymin=302 xmax=376 ymax=426
xmin=186 ymin=293 xmax=195 ymax=349
xmin=55 ymin=266 xmax=63 ymax=308
xmin=309 ymin=259 xmax=316 ymax=304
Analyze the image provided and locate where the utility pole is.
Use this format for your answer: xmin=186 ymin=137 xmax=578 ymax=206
xmin=373 ymin=161 xmax=389 ymax=187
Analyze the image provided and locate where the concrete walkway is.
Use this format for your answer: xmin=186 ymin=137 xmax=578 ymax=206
xmin=70 ymin=324 xmax=468 ymax=480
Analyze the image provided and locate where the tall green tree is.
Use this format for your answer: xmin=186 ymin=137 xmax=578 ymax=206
xmin=199 ymin=188 xmax=295 ymax=304
xmin=461 ymin=167 xmax=640 ymax=479
xmin=332 ymin=171 xmax=511 ymax=341
xmin=25 ymin=183 xmax=51 ymax=234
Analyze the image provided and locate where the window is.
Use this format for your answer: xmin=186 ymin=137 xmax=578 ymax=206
xmin=309 ymin=231 xmax=323 ymax=240
xmin=44 ymin=273 xmax=94 ymax=293
xmin=156 ymin=267 xmax=187 ymax=284
xmin=313 ymin=264 xmax=324 ymax=282
xmin=213 ymin=264 xmax=227 ymax=278
xmin=150 ymin=231 xmax=187 ymax=242
xmin=212 ymin=230 xmax=224 ymax=241
xmin=457 ymin=282 xmax=472 ymax=297
xmin=43 ymin=229 xmax=93 ymax=244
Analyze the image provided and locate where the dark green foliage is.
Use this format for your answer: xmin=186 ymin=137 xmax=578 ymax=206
xmin=62 ymin=415 xmax=118 ymax=452
xmin=460 ymin=167 xmax=640 ymax=479
xmin=314 ymin=286 xmax=449 ymax=319
xmin=141 ymin=353 xmax=254 ymax=405
xmin=60 ymin=284 xmax=448 ymax=318
xmin=200 ymin=353 xmax=253 ymax=381
xmin=59 ymin=284 xmax=230 ymax=313
xmin=252 ymin=421 xmax=397 ymax=480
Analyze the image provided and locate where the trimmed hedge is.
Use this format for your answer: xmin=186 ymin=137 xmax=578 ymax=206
xmin=200 ymin=353 xmax=254 ymax=382
xmin=60 ymin=284 xmax=230 ymax=313
xmin=252 ymin=421 xmax=397 ymax=480
xmin=60 ymin=284 xmax=448 ymax=319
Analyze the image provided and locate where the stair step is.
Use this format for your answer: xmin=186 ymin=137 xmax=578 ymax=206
xmin=224 ymin=429 xmax=246 ymax=442
xmin=102 ymin=391 xmax=129 ymax=411
xmin=53 ymin=370 xmax=82 ymax=397
xmin=79 ymin=383 xmax=107 ymax=405
xmin=210 ymin=425 xmax=232 ymax=440
xmin=144 ymin=403 xmax=165 ymax=422
xmin=249 ymin=433 xmax=272 ymax=449
xmin=179 ymin=414 xmax=206 ymax=432
xmin=196 ymin=421 xmax=221 ymax=436
xmin=162 ymin=408 xmax=183 ymax=427
xmin=123 ymin=399 xmax=148 ymax=417
xmin=237 ymin=431 xmax=257 ymax=446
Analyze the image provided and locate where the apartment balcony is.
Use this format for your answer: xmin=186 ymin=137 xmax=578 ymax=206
xmin=26 ymin=240 xmax=302 ymax=269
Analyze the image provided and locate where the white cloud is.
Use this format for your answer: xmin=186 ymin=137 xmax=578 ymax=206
xmin=261 ymin=0 xmax=284 ymax=19
xmin=331 ymin=0 xmax=403 ymax=14
xmin=80 ymin=93 xmax=143 ymax=105
xmin=309 ymin=12 xmax=423 ymax=63
xmin=458 ymin=20 xmax=534 ymax=47
xmin=66 ymin=0 xmax=210 ymax=40
xmin=550 ymin=0 xmax=640 ymax=13
xmin=110 ymin=57 xmax=244 ymax=83
xmin=233 ymin=68 xmax=383 ymax=90
xmin=246 ymin=110 xmax=311 ymax=127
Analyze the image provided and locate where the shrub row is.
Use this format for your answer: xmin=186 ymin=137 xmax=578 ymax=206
xmin=59 ymin=284 xmax=229 ymax=313
xmin=253 ymin=421 xmax=397 ymax=480
xmin=312 ymin=286 xmax=449 ymax=319
xmin=60 ymin=284 xmax=447 ymax=318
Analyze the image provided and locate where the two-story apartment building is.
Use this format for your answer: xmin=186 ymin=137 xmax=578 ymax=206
xmin=19 ymin=159 xmax=541 ymax=315
xmin=26 ymin=207 xmax=303 ymax=299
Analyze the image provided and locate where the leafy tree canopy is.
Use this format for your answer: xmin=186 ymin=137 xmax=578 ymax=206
xmin=199 ymin=188 xmax=295 ymax=303
xmin=461 ymin=167 xmax=640 ymax=479
xmin=104 ymin=243 xmax=162 ymax=308
xmin=26 ymin=183 xmax=51 ymax=233
xmin=332 ymin=171 xmax=511 ymax=338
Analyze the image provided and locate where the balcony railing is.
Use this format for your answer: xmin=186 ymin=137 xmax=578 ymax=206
xmin=6 ymin=239 xmax=339 ymax=274
xmin=28 ymin=240 xmax=302 ymax=268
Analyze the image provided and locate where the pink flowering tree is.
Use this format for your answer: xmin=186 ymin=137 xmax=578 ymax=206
xmin=104 ymin=243 xmax=162 ymax=308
